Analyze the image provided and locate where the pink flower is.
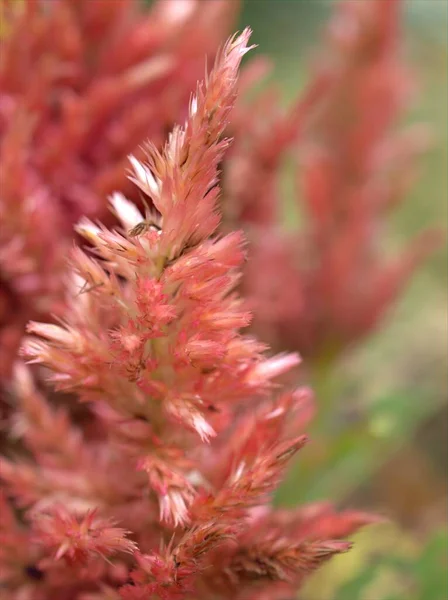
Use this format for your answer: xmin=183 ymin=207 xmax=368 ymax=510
xmin=33 ymin=507 xmax=136 ymax=566
xmin=224 ymin=0 xmax=441 ymax=364
xmin=2 ymin=23 xmax=373 ymax=600
xmin=0 ymin=0 xmax=238 ymax=384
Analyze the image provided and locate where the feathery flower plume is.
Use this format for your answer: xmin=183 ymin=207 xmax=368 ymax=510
xmin=224 ymin=0 xmax=441 ymax=363
xmin=1 ymin=28 xmax=372 ymax=600
xmin=0 ymin=0 xmax=239 ymax=383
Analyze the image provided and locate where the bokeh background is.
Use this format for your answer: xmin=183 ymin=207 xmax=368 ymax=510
xmin=237 ymin=1 xmax=447 ymax=598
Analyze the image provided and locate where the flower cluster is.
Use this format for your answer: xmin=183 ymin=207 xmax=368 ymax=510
xmin=0 ymin=0 xmax=238 ymax=382
xmin=0 ymin=29 xmax=373 ymax=600
xmin=224 ymin=0 xmax=440 ymax=364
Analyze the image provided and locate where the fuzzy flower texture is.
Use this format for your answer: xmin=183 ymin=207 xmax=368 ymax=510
xmin=1 ymin=30 xmax=374 ymax=600
xmin=0 ymin=0 xmax=238 ymax=382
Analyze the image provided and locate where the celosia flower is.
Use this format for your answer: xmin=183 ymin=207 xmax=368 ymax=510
xmin=32 ymin=507 xmax=137 ymax=565
xmin=1 ymin=25 xmax=373 ymax=600
xmin=224 ymin=0 xmax=441 ymax=364
xmin=0 ymin=0 xmax=238 ymax=383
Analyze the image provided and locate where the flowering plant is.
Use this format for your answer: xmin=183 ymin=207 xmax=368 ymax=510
xmin=224 ymin=0 xmax=440 ymax=365
xmin=0 ymin=28 xmax=374 ymax=600
xmin=0 ymin=0 xmax=238 ymax=382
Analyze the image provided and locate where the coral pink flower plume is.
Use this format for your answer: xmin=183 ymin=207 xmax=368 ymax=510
xmin=0 ymin=0 xmax=240 ymax=386
xmin=0 ymin=27 xmax=375 ymax=600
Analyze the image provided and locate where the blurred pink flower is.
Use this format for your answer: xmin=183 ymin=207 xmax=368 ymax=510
xmin=225 ymin=0 xmax=442 ymax=364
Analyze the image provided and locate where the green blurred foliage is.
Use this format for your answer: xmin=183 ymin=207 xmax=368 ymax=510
xmin=302 ymin=526 xmax=448 ymax=600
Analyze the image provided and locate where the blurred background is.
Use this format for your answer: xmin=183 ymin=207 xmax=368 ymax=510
xmin=238 ymin=1 xmax=447 ymax=598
